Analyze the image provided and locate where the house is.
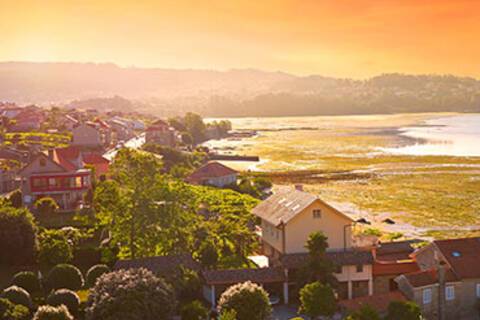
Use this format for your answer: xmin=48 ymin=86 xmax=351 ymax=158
xmin=72 ymin=122 xmax=110 ymax=149
xmin=18 ymin=150 xmax=92 ymax=211
xmin=54 ymin=146 xmax=110 ymax=178
xmin=395 ymin=237 xmax=480 ymax=320
xmin=339 ymin=290 xmax=407 ymax=317
xmin=372 ymin=240 xmax=420 ymax=294
xmin=253 ymin=186 xmax=374 ymax=302
xmin=109 ymin=118 xmax=133 ymax=142
xmin=61 ymin=115 xmax=79 ymax=131
xmin=186 ymin=161 xmax=237 ymax=187
xmin=11 ymin=110 xmax=45 ymax=132
xmin=145 ymin=119 xmax=176 ymax=147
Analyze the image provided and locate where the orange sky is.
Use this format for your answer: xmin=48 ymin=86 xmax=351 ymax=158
xmin=1 ymin=0 xmax=480 ymax=78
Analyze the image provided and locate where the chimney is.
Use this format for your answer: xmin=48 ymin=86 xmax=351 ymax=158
xmin=47 ymin=149 xmax=54 ymax=160
xmin=294 ymin=184 xmax=304 ymax=191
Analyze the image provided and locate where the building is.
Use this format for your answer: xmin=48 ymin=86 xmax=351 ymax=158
xmin=109 ymin=118 xmax=133 ymax=142
xmin=19 ymin=150 xmax=92 ymax=211
xmin=71 ymin=122 xmax=110 ymax=149
xmin=0 ymin=168 xmax=18 ymax=194
xmin=145 ymin=119 xmax=176 ymax=147
xmin=61 ymin=115 xmax=79 ymax=131
xmin=252 ymin=187 xmax=374 ymax=302
xmin=54 ymin=146 xmax=110 ymax=178
xmin=186 ymin=161 xmax=237 ymax=188
xmin=395 ymin=237 xmax=480 ymax=320
xmin=11 ymin=110 xmax=45 ymax=132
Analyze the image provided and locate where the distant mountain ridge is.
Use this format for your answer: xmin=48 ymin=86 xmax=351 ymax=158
xmin=1 ymin=62 xmax=480 ymax=117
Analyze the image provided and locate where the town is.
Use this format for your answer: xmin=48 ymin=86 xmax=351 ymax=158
xmin=0 ymin=102 xmax=478 ymax=320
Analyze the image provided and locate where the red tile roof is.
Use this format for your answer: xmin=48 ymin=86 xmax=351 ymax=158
xmin=434 ymin=237 xmax=480 ymax=279
xmin=339 ymin=291 xmax=407 ymax=313
xmin=202 ymin=267 xmax=285 ymax=285
xmin=373 ymin=261 xmax=419 ymax=276
xmin=186 ymin=161 xmax=237 ymax=184
xmin=402 ymin=268 xmax=459 ymax=288
xmin=53 ymin=147 xmax=109 ymax=173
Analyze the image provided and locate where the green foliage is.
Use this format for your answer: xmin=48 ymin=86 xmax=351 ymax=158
xmin=47 ymin=289 xmax=80 ymax=315
xmin=33 ymin=305 xmax=74 ymax=320
xmin=386 ymin=301 xmax=422 ymax=320
xmin=218 ymin=309 xmax=237 ymax=320
xmin=299 ymin=282 xmax=337 ymax=318
xmin=197 ymin=241 xmax=219 ymax=269
xmin=298 ymin=232 xmax=336 ymax=287
xmin=34 ymin=197 xmax=59 ymax=216
xmin=38 ymin=229 xmax=73 ymax=266
xmin=0 ymin=205 xmax=37 ymax=265
xmin=142 ymin=143 xmax=206 ymax=172
xmin=180 ymin=300 xmax=208 ymax=320
xmin=346 ymin=304 xmax=381 ymax=320
xmin=359 ymin=228 xmax=382 ymax=237
xmin=85 ymin=264 xmax=110 ymax=288
xmin=1 ymin=286 xmax=32 ymax=309
xmin=169 ymin=267 xmax=202 ymax=304
xmin=8 ymin=189 xmax=23 ymax=208
xmin=12 ymin=271 xmax=42 ymax=295
xmin=86 ymin=268 xmax=176 ymax=320
xmin=217 ymin=281 xmax=271 ymax=320
xmin=183 ymin=113 xmax=206 ymax=144
xmin=4 ymin=132 xmax=71 ymax=149
xmin=45 ymin=264 xmax=84 ymax=291
xmin=0 ymin=298 xmax=30 ymax=320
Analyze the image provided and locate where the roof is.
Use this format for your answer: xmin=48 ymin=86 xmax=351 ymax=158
xmin=54 ymin=147 xmax=109 ymax=173
xmin=434 ymin=237 xmax=480 ymax=279
xmin=401 ymin=268 xmax=459 ymax=288
xmin=252 ymin=187 xmax=353 ymax=227
xmin=202 ymin=267 xmax=285 ymax=285
xmin=281 ymin=249 xmax=374 ymax=269
xmin=114 ymin=254 xmax=200 ymax=274
xmin=339 ymin=291 xmax=407 ymax=313
xmin=373 ymin=261 xmax=419 ymax=276
xmin=375 ymin=240 xmax=421 ymax=262
xmin=186 ymin=161 xmax=237 ymax=184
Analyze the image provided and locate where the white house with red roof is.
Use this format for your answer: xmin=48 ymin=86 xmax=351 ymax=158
xmin=19 ymin=147 xmax=109 ymax=210
xmin=186 ymin=161 xmax=237 ymax=187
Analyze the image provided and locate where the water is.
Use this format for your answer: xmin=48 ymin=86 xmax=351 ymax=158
xmin=382 ymin=114 xmax=480 ymax=157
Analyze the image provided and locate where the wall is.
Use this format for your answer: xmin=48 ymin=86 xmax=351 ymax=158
xmin=72 ymin=124 xmax=101 ymax=147
xmin=284 ymin=200 xmax=352 ymax=253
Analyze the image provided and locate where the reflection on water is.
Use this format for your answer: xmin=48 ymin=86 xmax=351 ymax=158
xmin=381 ymin=115 xmax=480 ymax=157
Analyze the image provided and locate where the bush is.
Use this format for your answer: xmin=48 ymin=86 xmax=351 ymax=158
xmin=34 ymin=197 xmax=59 ymax=216
xmin=86 ymin=268 xmax=176 ymax=320
xmin=346 ymin=304 xmax=381 ymax=320
xmin=0 ymin=206 xmax=37 ymax=265
xmin=33 ymin=305 xmax=74 ymax=320
xmin=181 ymin=300 xmax=208 ymax=320
xmin=45 ymin=264 xmax=84 ymax=291
xmin=85 ymin=264 xmax=110 ymax=288
xmin=47 ymin=289 xmax=80 ymax=315
xmin=0 ymin=297 xmax=30 ymax=320
xmin=38 ymin=229 xmax=73 ymax=266
xmin=12 ymin=271 xmax=42 ymax=295
xmin=217 ymin=281 xmax=271 ymax=320
xmin=299 ymin=282 xmax=336 ymax=319
xmin=1 ymin=286 xmax=32 ymax=309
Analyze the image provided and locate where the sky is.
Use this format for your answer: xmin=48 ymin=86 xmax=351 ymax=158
xmin=1 ymin=0 xmax=480 ymax=78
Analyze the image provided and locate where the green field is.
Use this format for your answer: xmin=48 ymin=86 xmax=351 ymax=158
xmin=212 ymin=113 xmax=480 ymax=239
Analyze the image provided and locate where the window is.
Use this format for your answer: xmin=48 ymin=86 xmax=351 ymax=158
xmin=423 ymin=288 xmax=432 ymax=304
xmin=445 ymin=286 xmax=455 ymax=301
xmin=313 ymin=209 xmax=322 ymax=219
xmin=476 ymin=283 xmax=480 ymax=298
xmin=356 ymin=264 xmax=364 ymax=273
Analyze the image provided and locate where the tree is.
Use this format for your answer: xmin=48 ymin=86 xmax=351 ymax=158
xmin=298 ymin=232 xmax=336 ymax=288
xmin=85 ymin=264 xmax=110 ymax=288
xmin=183 ymin=113 xmax=206 ymax=144
xmin=346 ymin=304 xmax=380 ymax=320
xmin=45 ymin=264 xmax=84 ymax=291
xmin=34 ymin=197 xmax=59 ymax=216
xmin=299 ymin=282 xmax=337 ymax=319
xmin=0 ymin=298 xmax=30 ymax=320
xmin=0 ymin=205 xmax=37 ymax=265
xmin=9 ymin=189 xmax=23 ymax=208
xmin=169 ymin=267 xmax=202 ymax=304
xmin=86 ymin=268 xmax=176 ymax=320
xmin=386 ymin=301 xmax=422 ymax=320
xmin=38 ymin=229 xmax=73 ymax=266
xmin=217 ymin=281 xmax=271 ymax=320
xmin=33 ymin=305 xmax=74 ymax=320
xmin=12 ymin=271 xmax=42 ymax=295
xmin=180 ymin=300 xmax=208 ymax=320
xmin=1 ymin=286 xmax=32 ymax=309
